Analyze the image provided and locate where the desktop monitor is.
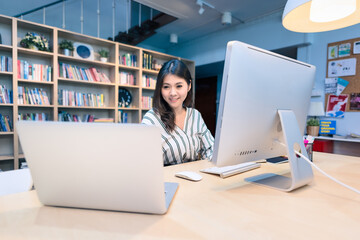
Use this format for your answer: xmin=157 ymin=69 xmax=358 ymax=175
xmin=213 ymin=41 xmax=316 ymax=191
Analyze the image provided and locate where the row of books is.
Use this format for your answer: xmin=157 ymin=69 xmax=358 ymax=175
xmin=142 ymin=53 xmax=163 ymax=71
xmin=59 ymin=63 xmax=111 ymax=83
xmin=58 ymin=111 xmax=95 ymax=122
xmin=141 ymin=96 xmax=153 ymax=109
xmin=17 ymin=86 xmax=50 ymax=105
xmin=118 ymin=110 xmax=129 ymax=123
xmin=120 ymin=53 xmax=137 ymax=67
xmin=142 ymin=75 xmax=156 ymax=88
xmin=0 ymin=56 xmax=12 ymax=72
xmin=0 ymin=113 xmax=12 ymax=132
xmin=18 ymin=113 xmax=48 ymax=121
xmin=58 ymin=89 xmax=105 ymax=107
xmin=17 ymin=60 xmax=52 ymax=82
xmin=119 ymin=71 xmax=136 ymax=86
xmin=0 ymin=85 xmax=13 ymax=104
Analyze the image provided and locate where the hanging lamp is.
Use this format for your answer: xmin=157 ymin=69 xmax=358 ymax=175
xmin=282 ymin=0 xmax=360 ymax=32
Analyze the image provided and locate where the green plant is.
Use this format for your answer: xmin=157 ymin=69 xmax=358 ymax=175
xmin=307 ymin=118 xmax=320 ymax=126
xmin=19 ymin=32 xmax=49 ymax=51
xmin=98 ymin=49 xmax=109 ymax=58
xmin=59 ymin=40 xmax=74 ymax=51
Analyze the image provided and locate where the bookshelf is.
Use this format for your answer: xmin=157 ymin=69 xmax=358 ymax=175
xmin=0 ymin=14 xmax=195 ymax=171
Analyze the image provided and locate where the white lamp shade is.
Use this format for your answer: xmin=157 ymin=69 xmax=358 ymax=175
xmin=308 ymin=101 xmax=325 ymax=116
xmin=310 ymin=0 xmax=356 ymax=23
xmin=283 ymin=0 xmax=360 ymax=32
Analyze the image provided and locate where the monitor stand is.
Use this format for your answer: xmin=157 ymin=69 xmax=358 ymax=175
xmin=245 ymin=110 xmax=314 ymax=192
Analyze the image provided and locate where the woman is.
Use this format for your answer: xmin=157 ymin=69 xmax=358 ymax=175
xmin=142 ymin=59 xmax=214 ymax=166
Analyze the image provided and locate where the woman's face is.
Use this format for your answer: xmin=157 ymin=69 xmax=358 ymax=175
xmin=161 ymin=74 xmax=191 ymax=112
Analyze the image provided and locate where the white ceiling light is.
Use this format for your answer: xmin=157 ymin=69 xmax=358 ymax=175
xmin=170 ymin=33 xmax=178 ymax=44
xmin=196 ymin=0 xmax=215 ymax=15
xmin=199 ymin=5 xmax=205 ymax=15
xmin=283 ymin=0 xmax=360 ymax=32
xmin=221 ymin=12 xmax=232 ymax=25
xmin=196 ymin=0 xmax=204 ymax=14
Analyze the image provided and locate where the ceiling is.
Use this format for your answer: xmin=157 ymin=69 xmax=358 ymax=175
xmin=0 ymin=0 xmax=288 ymax=50
xmin=138 ymin=0 xmax=287 ymax=49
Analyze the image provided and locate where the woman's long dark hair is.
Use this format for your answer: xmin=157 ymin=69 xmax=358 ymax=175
xmin=153 ymin=59 xmax=193 ymax=132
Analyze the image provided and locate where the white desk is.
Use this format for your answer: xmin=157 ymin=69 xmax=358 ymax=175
xmin=0 ymin=152 xmax=359 ymax=239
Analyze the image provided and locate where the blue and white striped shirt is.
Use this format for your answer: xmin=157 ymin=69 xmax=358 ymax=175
xmin=142 ymin=108 xmax=214 ymax=166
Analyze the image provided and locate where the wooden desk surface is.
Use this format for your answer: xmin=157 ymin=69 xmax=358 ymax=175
xmin=0 ymin=152 xmax=359 ymax=239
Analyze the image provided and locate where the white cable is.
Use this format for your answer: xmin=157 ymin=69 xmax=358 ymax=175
xmin=294 ymin=149 xmax=360 ymax=194
xmin=276 ymin=140 xmax=360 ymax=194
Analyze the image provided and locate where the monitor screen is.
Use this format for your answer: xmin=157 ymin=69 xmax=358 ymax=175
xmin=212 ymin=41 xmax=316 ymax=191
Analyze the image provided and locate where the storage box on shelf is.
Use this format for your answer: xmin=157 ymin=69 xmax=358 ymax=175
xmin=0 ymin=14 xmax=194 ymax=171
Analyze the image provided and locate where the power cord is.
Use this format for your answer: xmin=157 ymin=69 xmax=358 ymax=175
xmin=276 ymin=140 xmax=360 ymax=195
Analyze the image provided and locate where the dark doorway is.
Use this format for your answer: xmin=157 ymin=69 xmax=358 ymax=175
xmin=272 ymin=46 xmax=298 ymax=59
xmin=195 ymin=76 xmax=218 ymax=136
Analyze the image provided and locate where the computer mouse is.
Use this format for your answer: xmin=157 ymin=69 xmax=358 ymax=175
xmin=175 ymin=171 xmax=202 ymax=181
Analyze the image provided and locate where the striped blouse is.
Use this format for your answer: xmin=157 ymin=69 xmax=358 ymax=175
xmin=142 ymin=108 xmax=214 ymax=166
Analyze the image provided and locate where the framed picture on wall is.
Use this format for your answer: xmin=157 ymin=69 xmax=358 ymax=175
xmin=328 ymin=45 xmax=338 ymax=59
xmin=73 ymin=42 xmax=94 ymax=60
xmin=328 ymin=58 xmax=356 ymax=77
xmin=350 ymin=93 xmax=360 ymax=110
xmin=338 ymin=43 xmax=351 ymax=57
xmin=354 ymin=41 xmax=360 ymax=54
xmin=326 ymin=94 xmax=348 ymax=118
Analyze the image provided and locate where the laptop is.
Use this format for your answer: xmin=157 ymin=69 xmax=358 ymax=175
xmin=16 ymin=121 xmax=178 ymax=214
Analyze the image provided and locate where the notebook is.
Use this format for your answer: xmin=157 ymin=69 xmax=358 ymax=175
xmin=16 ymin=121 xmax=178 ymax=214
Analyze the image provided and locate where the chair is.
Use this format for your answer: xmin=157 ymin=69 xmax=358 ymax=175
xmin=0 ymin=168 xmax=33 ymax=196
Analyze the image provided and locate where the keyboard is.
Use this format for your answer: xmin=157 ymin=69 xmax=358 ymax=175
xmin=200 ymin=162 xmax=261 ymax=178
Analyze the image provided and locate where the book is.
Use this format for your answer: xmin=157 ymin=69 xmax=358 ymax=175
xmin=320 ymin=120 xmax=336 ymax=135
xmin=17 ymin=61 xmax=52 ymax=81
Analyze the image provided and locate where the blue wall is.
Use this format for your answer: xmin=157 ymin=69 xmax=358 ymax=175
xmin=167 ymin=11 xmax=360 ymax=136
